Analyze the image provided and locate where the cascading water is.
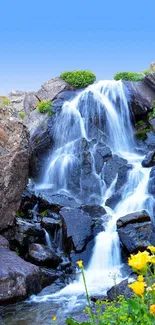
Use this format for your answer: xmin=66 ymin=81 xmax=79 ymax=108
xmin=32 ymin=80 xmax=155 ymax=307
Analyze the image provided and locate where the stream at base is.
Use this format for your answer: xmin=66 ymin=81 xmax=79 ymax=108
xmin=1 ymin=80 xmax=155 ymax=324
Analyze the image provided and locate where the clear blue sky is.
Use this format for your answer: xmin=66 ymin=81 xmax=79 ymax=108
xmin=0 ymin=0 xmax=155 ymax=94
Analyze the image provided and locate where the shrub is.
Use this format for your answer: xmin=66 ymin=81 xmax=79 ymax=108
xmin=135 ymin=120 xmax=145 ymax=127
xmin=60 ymin=70 xmax=96 ymax=88
xmin=135 ymin=128 xmax=151 ymax=140
xmin=142 ymin=69 xmax=151 ymax=75
xmin=114 ymin=72 xmax=144 ymax=82
xmin=0 ymin=96 xmax=10 ymax=106
xmin=36 ymin=100 xmax=53 ymax=115
xmin=19 ymin=111 xmax=27 ymax=119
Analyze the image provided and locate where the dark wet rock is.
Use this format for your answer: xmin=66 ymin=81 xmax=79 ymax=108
xmin=107 ymin=279 xmax=133 ymax=300
xmin=40 ymin=268 xmax=64 ymax=287
xmin=0 ymin=235 xmax=9 ymax=248
xmin=117 ymin=210 xmax=151 ymax=228
xmin=103 ymin=155 xmax=128 ymax=188
xmin=124 ymin=79 xmax=155 ymax=118
xmin=41 ymin=194 xmax=80 ymax=209
xmin=41 ymin=215 xmax=61 ymax=232
xmin=145 ymin=131 xmax=155 ymax=149
xmin=29 ymin=115 xmax=55 ymax=181
xmin=60 ymin=207 xmax=93 ymax=252
xmin=57 ymin=89 xmax=81 ymax=101
xmin=70 ymin=239 xmax=95 ymax=268
xmin=149 ymin=118 xmax=155 ymax=132
xmin=142 ymin=150 xmax=155 ymax=167
xmin=94 ymin=142 xmax=112 ymax=174
xmin=0 ymin=247 xmax=41 ymax=304
xmin=148 ymin=166 xmax=155 ymax=196
xmin=115 ymin=164 xmax=132 ymax=191
xmin=105 ymin=189 xmax=122 ymax=209
xmin=16 ymin=218 xmax=45 ymax=238
xmin=80 ymin=174 xmax=102 ymax=204
xmin=117 ymin=211 xmax=155 ymax=253
xmin=81 ymin=205 xmax=106 ymax=235
xmin=28 ymin=243 xmax=62 ymax=267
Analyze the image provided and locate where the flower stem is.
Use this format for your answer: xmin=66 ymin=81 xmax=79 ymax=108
xmin=81 ymin=268 xmax=96 ymax=325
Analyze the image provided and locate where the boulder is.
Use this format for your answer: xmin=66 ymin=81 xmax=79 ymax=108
xmin=60 ymin=207 xmax=93 ymax=252
xmin=0 ymin=247 xmax=41 ymax=304
xmin=0 ymin=109 xmax=29 ymax=230
xmin=105 ymin=189 xmax=122 ymax=209
xmin=145 ymin=72 xmax=155 ymax=91
xmin=36 ymin=77 xmax=73 ymax=101
xmin=145 ymin=131 xmax=155 ymax=149
xmin=103 ymin=155 xmax=128 ymax=188
xmin=94 ymin=142 xmax=112 ymax=174
xmin=142 ymin=151 xmax=155 ymax=167
xmin=124 ymin=78 xmax=155 ymax=118
xmin=149 ymin=118 xmax=155 ymax=132
xmin=24 ymin=108 xmax=49 ymax=136
xmin=107 ymin=279 xmax=133 ymax=300
xmin=148 ymin=167 xmax=155 ymax=196
xmin=0 ymin=235 xmax=9 ymax=248
xmin=117 ymin=210 xmax=155 ymax=253
xmin=28 ymin=243 xmax=61 ymax=267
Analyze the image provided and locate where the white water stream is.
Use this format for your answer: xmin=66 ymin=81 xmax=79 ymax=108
xmin=31 ymin=80 xmax=154 ymax=307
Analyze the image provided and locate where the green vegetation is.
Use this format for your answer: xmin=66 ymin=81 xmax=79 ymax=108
xmin=135 ymin=120 xmax=145 ymax=127
xmin=19 ymin=111 xmax=27 ymax=119
xmin=135 ymin=128 xmax=151 ymax=140
xmin=114 ymin=72 xmax=144 ymax=82
xmin=60 ymin=70 xmax=96 ymax=88
xmin=0 ymin=96 xmax=10 ymax=106
xmin=142 ymin=69 xmax=151 ymax=75
xmin=36 ymin=100 xmax=53 ymax=115
xmin=65 ymin=250 xmax=155 ymax=325
xmin=16 ymin=210 xmax=25 ymax=218
xmin=40 ymin=209 xmax=49 ymax=217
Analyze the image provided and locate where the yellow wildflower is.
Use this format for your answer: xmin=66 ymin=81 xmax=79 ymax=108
xmin=128 ymin=251 xmax=150 ymax=271
xmin=148 ymin=246 xmax=155 ymax=253
xmin=150 ymin=305 xmax=155 ymax=316
xmin=148 ymin=255 xmax=155 ymax=263
xmin=76 ymin=260 xmax=83 ymax=268
xmin=128 ymin=280 xmax=147 ymax=296
xmin=52 ymin=316 xmax=57 ymax=321
xmin=138 ymin=275 xmax=144 ymax=282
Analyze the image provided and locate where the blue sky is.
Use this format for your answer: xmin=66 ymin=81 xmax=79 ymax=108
xmin=0 ymin=0 xmax=155 ymax=94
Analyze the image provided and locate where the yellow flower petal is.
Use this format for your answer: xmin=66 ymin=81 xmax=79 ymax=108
xmin=76 ymin=260 xmax=83 ymax=268
xmin=150 ymin=305 xmax=155 ymax=316
xmin=128 ymin=280 xmax=147 ymax=296
xmin=128 ymin=251 xmax=150 ymax=271
xmin=148 ymin=246 xmax=155 ymax=253
xmin=52 ymin=316 xmax=57 ymax=321
xmin=138 ymin=275 xmax=144 ymax=282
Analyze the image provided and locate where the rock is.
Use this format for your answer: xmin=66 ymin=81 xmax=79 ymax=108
xmin=36 ymin=77 xmax=73 ymax=101
xmin=107 ymin=279 xmax=133 ymax=300
xmin=24 ymin=108 xmax=49 ymax=136
xmin=41 ymin=215 xmax=61 ymax=233
xmin=29 ymin=116 xmax=55 ymax=180
xmin=60 ymin=207 xmax=93 ymax=252
xmin=0 ymin=110 xmax=29 ymax=230
xmin=124 ymin=79 xmax=155 ymax=118
xmin=105 ymin=189 xmax=122 ymax=209
xmin=94 ymin=142 xmax=112 ymax=174
xmin=117 ymin=211 xmax=155 ymax=253
xmin=81 ymin=205 xmax=106 ymax=235
xmin=0 ymin=247 xmax=41 ymax=304
xmin=145 ymin=131 xmax=155 ymax=149
xmin=0 ymin=235 xmax=9 ymax=248
xmin=24 ymin=92 xmax=40 ymax=115
xmin=117 ymin=210 xmax=150 ymax=228
xmin=16 ymin=218 xmax=45 ymax=238
xmin=40 ymin=268 xmax=64 ymax=287
xmin=150 ymin=62 xmax=155 ymax=72
xmin=149 ymin=118 xmax=155 ymax=132
xmin=148 ymin=167 xmax=155 ymax=196
xmin=145 ymin=72 xmax=155 ymax=91
xmin=142 ymin=151 xmax=155 ymax=167
xmin=28 ymin=243 xmax=62 ymax=267
xmin=103 ymin=155 xmax=128 ymax=188
xmin=52 ymin=90 xmax=80 ymax=114
xmin=9 ymin=90 xmax=27 ymax=113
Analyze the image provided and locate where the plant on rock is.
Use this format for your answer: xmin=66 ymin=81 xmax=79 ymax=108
xmin=36 ymin=100 xmax=53 ymax=115
xmin=0 ymin=96 xmax=10 ymax=106
xmin=60 ymin=70 xmax=96 ymax=88
xmin=114 ymin=72 xmax=144 ymax=82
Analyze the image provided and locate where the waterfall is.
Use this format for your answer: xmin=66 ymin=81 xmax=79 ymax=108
xmin=31 ymin=80 xmax=154 ymax=303
xmin=44 ymin=229 xmax=52 ymax=249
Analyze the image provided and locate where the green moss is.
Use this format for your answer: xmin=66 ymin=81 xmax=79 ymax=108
xmin=60 ymin=70 xmax=96 ymax=88
xmin=40 ymin=209 xmax=49 ymax=217
xmin=19 ymin=111 xmax=27 ymax=119
xmin=135 ymin=128 xmax=151 ymax=140
xmin=142 ymin=69 xmax=151 ymax=75
xmin=0 ymin=96 xmax=10 ymax=106
xmin=16 ymin=211 xmax=25 ymax=218
xmin=135 ymin=120 xmax=145 ymax=127
xmin=114 ymin=72 xmax=144 ymax=81
xmin=36 ymin=100 xmax=53 ymax=115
